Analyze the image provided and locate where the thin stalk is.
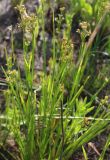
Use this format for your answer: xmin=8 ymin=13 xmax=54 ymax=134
xmin=41 ymin=0 xmax=46 ymax=73
xmin=86 ymin=10 xmax=109 ymax=50
xmin=59 ymin=99 xmax=64 ymax=160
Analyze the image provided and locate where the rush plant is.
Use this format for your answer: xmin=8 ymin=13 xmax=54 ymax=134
xmin=1 ymin=1 xmax=110 ymax=160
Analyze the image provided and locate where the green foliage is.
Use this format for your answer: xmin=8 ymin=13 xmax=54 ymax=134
xmin=0 ymin=0 xmax=110 ymax=160
xmin=82 ymin=145 xmax=88 ymax=160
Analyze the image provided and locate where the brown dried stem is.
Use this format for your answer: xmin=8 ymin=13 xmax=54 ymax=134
xmin=86 ymin=11 xmax=109 ymax=50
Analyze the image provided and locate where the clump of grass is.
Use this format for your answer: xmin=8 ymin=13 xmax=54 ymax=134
xmin=1 ymin=1 xmax=110 ymax=160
